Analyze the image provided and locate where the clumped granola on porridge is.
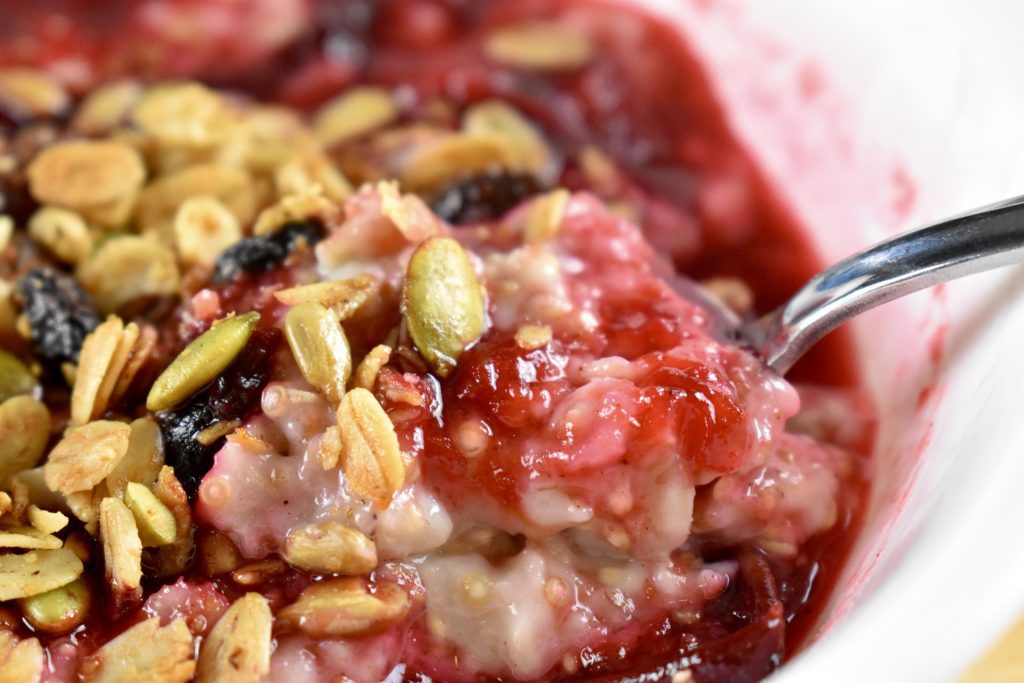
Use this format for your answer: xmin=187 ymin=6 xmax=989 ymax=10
xmin=0 ymin=2 xmax=873 ymax=682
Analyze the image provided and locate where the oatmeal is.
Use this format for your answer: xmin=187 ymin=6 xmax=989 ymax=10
xmin=0 ymin=2 xmax=872 ymax=682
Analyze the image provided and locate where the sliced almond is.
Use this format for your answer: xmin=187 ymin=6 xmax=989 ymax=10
xmin=403 ymin=236 xmax=486 ymax=376
xmin=463 ymin=100 xmax=553 ymax=177
xmin=151 ymin=466 xmax=193 ymax=578
xmin=44 ymin=421 xmax=131 ymax=496
xmin=99 ymin=496 xmax=142 ymax=597
xmin=275 ymin=152 xmax=353 ymax=204
xmin=93 ymin=322 xmax=139 ymax=419
xmin=65 ymin=489 xmax=103 ymax=535
xmin=173 ymin=196 xmax=243 ymax=268
xmin=195 ymin=593 xmax=272 ymax=683
xmin=0 ymin=548 xmax=83 ymax=601
xmin=0 ymin=632 xmax=44 ymax=683
xmin=27 ymin=140 xmax=145 ymax=210
xmin=337 ymin=388 xmax=404 ymax=508
xmin=110 ymin=324 xmax=157 ymax=408
xmin=26 ymin=506 xmax=68 ymax=535
xmin=377 ymin=180 xmax=442 ymax=241
xmin=0 ymin=396 xmax=50 ymax=488
xmin=484 ymin=21 xmax=595 ymax=71
xmin=524 ymin=189 xmax=570 ymax=244
xmin=147 ymin=312 xmax=260 ymax=412
xmin=0 ymin=67 xmax=69 ymax=120
xmin=283 ymin=521 xmax=377 ymax=575
xmin=273 ymin=275 xmax=376 ymax=319
xmin=0 ymin=525 xmax=61 ymax=550
xmin=70 ymin=316 xmax=125 ymax=425
xmin=71 ymin=80 xmax=142 ymax=135
xmin=401 ymin=133 xmax=519 ymax=194
xmin=103 ymin=416 xmax=164 ymax=498
xmin=81 ymin=617 xmax=195 ymax=683
xmin=284 ymin=302 xmax=352 ymax=403
xmin=354 ymin=344 xmax=392 ymax=390
xmin=278 ymin=578 xmax=410 ymax=638
xmin=251 ymin=185 xmax=333 ymax=236
xmin=314 ymin=87 xmax=399 ymax=148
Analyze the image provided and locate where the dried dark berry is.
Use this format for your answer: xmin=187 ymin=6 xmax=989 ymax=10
xmin=211 ymin=237 xmax=286 ymax=283
xmin=270 ymin=219 xmax=326 ymax=253
xmin=211 ymin=219 xmax=326 ymax=283
xmin=430 ymin=171 xmax=544 ymax=224
xmin=16 ymin=267 xmax=101 ymax=368
xmin=158 ymin=327 xmax=281 ymax=499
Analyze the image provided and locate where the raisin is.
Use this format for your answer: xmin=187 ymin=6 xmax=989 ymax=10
xmin=211 ymin=219 xmax=326 ymax=283
xmin=430 ymin=171 xmax=544 ymax=224
xmin=270 ymin=219 xmax=326 ymax=253
xmin=211 ymin=237 xmax=286 ymax=283
xmin=16 ymin=267 xmax=101 ymax=368
xmin=159 ymin=327 xmax=281 ymax=499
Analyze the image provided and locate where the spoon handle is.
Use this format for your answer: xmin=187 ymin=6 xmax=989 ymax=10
xmin=744 ymin=193 xmax=1024 ymax=375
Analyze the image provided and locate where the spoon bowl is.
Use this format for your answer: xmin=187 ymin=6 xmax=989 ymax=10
xmin=720 ymin=194 xmax=1024 ymax=374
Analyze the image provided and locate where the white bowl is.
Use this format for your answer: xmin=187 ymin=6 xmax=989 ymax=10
xmin=636 ymin=0 xmax=1024 ymax=680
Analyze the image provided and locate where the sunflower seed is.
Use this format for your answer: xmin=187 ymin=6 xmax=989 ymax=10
xmin=283 ymin=521 xmax=377 ymax=575
xmin=277 ymin=578 xmax=410 ymax=638
xmin=195 ymin=593 xmax=272 ymax=683
xmin=284 ymin=302 xmax=351 ymax=403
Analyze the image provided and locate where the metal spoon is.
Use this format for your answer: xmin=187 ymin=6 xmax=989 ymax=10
xmin=715 ymin=194 xmax=1024 ymax=374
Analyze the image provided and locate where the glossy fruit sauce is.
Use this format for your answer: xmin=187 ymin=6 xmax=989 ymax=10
xmin=0 ymin=1 xmax=872 ymax=681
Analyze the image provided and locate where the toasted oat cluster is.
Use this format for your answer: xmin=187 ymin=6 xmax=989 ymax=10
xmin=0 ymin=6 xmax=870 ymax=683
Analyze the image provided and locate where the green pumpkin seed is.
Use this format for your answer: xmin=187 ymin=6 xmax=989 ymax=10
xmin=124 ymin=482 xmax=177 ymax=547
xmin=19 ymin=578 xmax=91 ymax=634
xmin=146 ymin=311 xmax=260 ymax=412
xmin=0 ymin=349 xmax=37 ymax=403
xmin=403 ymin=237 xmax=485 ymax=377
xmin=284 ymin=302 xmax=352 ymax=403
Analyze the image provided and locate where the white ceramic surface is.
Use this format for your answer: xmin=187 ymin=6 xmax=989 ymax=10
xmin=636 ymin=1 xmax=1024 ymax=681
